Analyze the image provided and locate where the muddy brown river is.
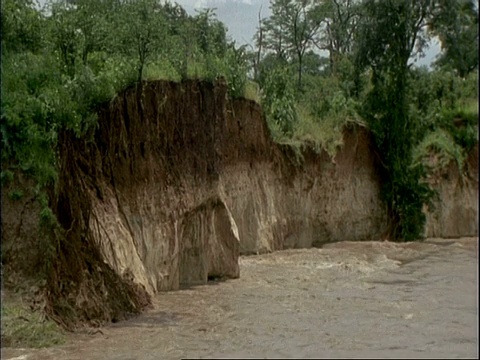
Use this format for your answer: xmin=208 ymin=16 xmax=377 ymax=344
xmin=3 ymin=238 xmax=478 ymax=359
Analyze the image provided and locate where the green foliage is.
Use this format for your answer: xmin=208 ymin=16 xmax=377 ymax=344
xmin=143 ymin=59 xmax=182 ymax=82
xmin=254 ymin=53 xmax=290 ymax=87
xmin=0 ymin=0 xmax=45 ymax=54
xmin=1 ymin=170 xmax=14 ymax=185
xmin=435 ymin=104 xmax=479 ymax=154
xmin=430 ymin=0 xmax=478 ymax=77
xmin=113 ymin=0 xmax=169 ymax=82
xmin=314 ymin=0 xmax=360 ymax=76
xmin=412 ymin=98 xmax=478 ymax=180
xmin=262 ymin=67 xmax=298 ymax=137
xmin=290 ymin=105 xmax=344 ymax=157
xmin=413 ymin=128 xmax=466 ymax=174
xmin=291 ymin=74 xmax=364 ymax=157
xmin=2 ymin=52 xmax=64 ymax=187
xmin=194 ymin=8 xmax=228 ymax=57
xmin=243 ymin=80 xmax=262 ymax=104
xmin=407 ymin=68 xmax=478 ymax=171
xmin=8 ymin=190 xmax=24 ymax=201
xmin=355 ymin=0 xmax=437 ymax=241
xmin=223 ymin=45 xmax=249 ymax=98
xmin=87 ymin=54 xmax=139 ymax=101
xmin=385 ymin=164 xmax=433 ymax=241
xmin=1 ymin=297 xmax=65 ymax=348
xmin=407 ymin=68 xmax=478 ymax=132
xmin=258 ymin=0 xmax=324 ymax=89
xmin=35 ymin=189 xmax=63 ymax=277
xmin=252 ymin=0 xmax=365 ymax=156
xmin=301 ymin=75 xmax=351 ymax=118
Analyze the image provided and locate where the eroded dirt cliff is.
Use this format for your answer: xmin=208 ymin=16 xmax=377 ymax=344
xmin=2 ymin=80 xmax=477 ymax=327
xmin=54 ymin=80 xmax=390 ymax=296
xmin=424 ymin=144 xmax=478 ymax=238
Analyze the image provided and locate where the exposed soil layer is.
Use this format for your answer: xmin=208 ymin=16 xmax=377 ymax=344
xmin=424 ymin=143 xmax=478 ymax=238
xmin=1 ymin=80 xmax=477 ymax=328
xmin=2 ymin=237 xmax=477 ymax=359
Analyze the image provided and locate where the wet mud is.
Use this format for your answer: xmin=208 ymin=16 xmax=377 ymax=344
xmin=2 ymin=237 xmax=478 ymax=359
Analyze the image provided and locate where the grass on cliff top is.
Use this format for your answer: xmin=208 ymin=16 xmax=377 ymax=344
xmin=413 ymin=128 xmax=466 ymax=173
xmin=143 ymin=60 xmax=262 ymax=104
xmin=242 ymin=81 xmax=262 ymax=104
xmin=269 ymin=102 xmax=367 ymax=161
xmin=413 ymin=100 xmax=478 ymax=175
xmin=1 ymin=291 xmax=66 ymax=348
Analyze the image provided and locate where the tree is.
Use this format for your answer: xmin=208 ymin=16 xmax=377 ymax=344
xmin=193 ymin=8 xmax=228 ymax=58
xmin=1 ymin=0 xmax=45 ymax=54
xmin=223 ymin=42 xmax=249 ymax=98
xmin=355 ymin=0 xmax=436 ymax=241
xmin=313 ymin=0 xmax=360 ymax=76
xmin=48 ymin=1 xmax=82 ymax=78
xmin=113 ymin=0 xmax=168 ymax=82
xmin=430 ymin=0 xmax=478 ymax=77
xmin=162 ymin=1 xmax=190 ymax=78
xmin=262 ymin=66 xmax=298 ymax=136
xmin=258 ymin=0 xmax=324 ymax=89
xmin=254 ymin=52 xmax=290 ymax=89
xmin=71 ymin=0 xmax=113 ymax=65
xmin=252 ymin=6 xmax=265 ymax=82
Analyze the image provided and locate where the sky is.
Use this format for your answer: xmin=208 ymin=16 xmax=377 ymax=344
xmin=37 ymin=0 xmax=441 ymax=67
xmin=171 ymin=0 xmax=272 ymax=47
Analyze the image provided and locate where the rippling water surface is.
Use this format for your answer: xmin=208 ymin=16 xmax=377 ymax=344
xmin=3 ymin=237 xmax=478 ymax=359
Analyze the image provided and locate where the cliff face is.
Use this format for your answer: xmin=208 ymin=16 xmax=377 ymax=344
xmin=2 ymin=80 xmax=477 ymax=326
xmin=54 ymin=80 xmax=391 ymax=298
xmin=219 ymin=122 xmax=388 ymax=255
xmin=424 ymin=144 xmax=478 ymax=238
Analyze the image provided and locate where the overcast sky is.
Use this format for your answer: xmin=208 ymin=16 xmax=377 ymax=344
xmin=37 ymin=0 xmax=440 ymax=66
xmin=173 ymin=0 xmax=271 ymax=46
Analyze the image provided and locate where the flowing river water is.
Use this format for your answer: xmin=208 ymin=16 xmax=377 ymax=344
xmin=3 ymin=237 xmax=478 ymax=359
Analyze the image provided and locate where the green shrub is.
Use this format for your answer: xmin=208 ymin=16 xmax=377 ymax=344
xmin=243 ymin=80 xmax=261 ymax=104
xmin=262 ymin=67 xmax=298 ymax=137
xmin=144 ymin=59 xmax=182 ymax=82
xmin=1 ymin=299 xmax=65 ymax=348
xmin=8 ymin=189 xmax=24 ymax=200
xmin=292 ymin=105 xmax=344 ymax=157
xmin=413 ymin=128 xmax=466 ymax=173
xmin=223 ymin=45 xmax=248 ymax=99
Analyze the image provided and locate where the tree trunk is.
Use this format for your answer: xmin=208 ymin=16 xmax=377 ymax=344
xmin=297 ymin=50 xmax=303 ymax=90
